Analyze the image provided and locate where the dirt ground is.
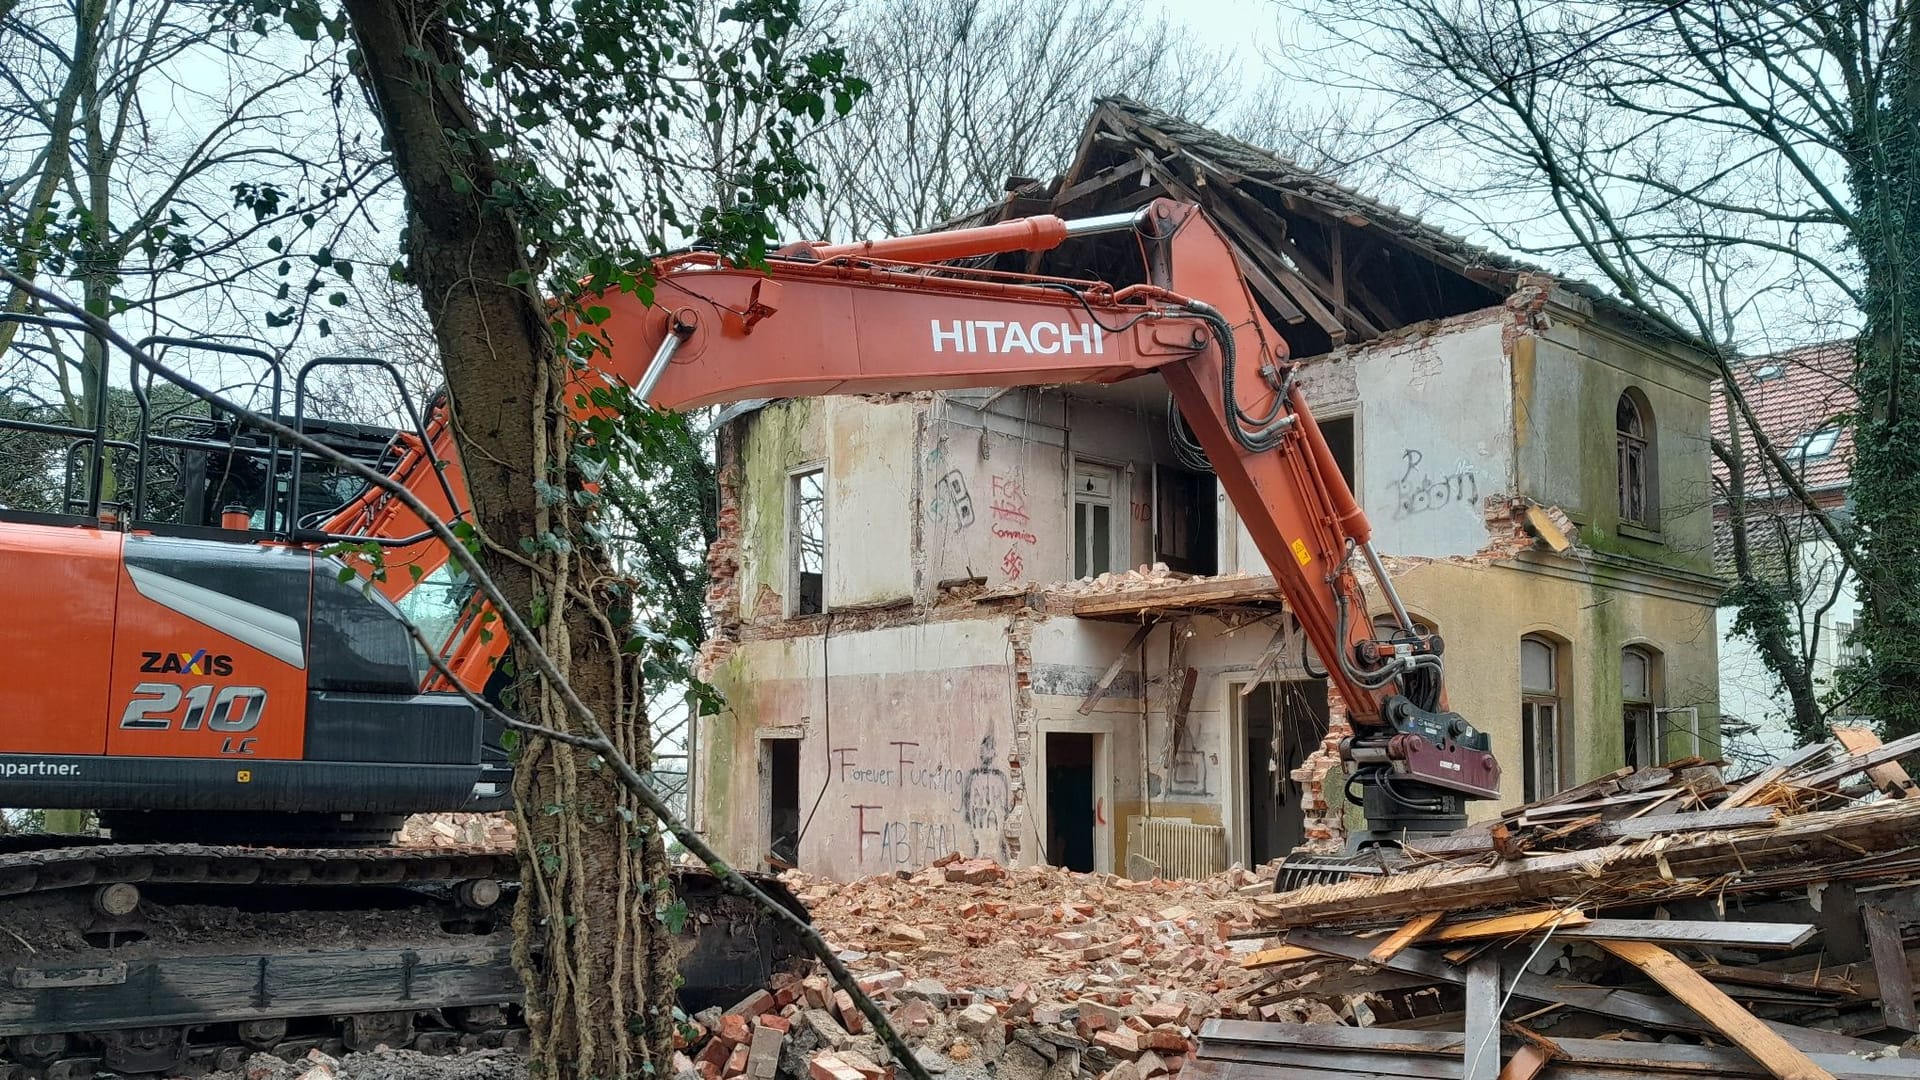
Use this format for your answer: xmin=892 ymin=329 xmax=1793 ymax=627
xmin=199 ymin=1048 xmax=525 ymax=1080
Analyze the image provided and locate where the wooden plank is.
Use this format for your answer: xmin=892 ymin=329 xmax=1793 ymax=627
xmin=1545 ymin=1035 xmax=1920 ymax=1079
xmin=1597 ymin=940 xmax=1837 ymax=1080
xmin=1864 ymin=905 xmax=1918 ymax=1034
xmin=1282 ymin=930 xmax=1886 ymax=1056
xmin=1237 ymin=944 xmax=1324 ymax=969
xmin=1556 ymin=918 xmax=1816 ymax=950
xmin=1052 ymin=156 xmax=1149 ymax=208
xmin=1240 ymin=624 xmax=1296 ymax=697
xmin=1200 ymin=1022 xmax=1920 ymax=1078
xmin=1071 ymin=575 xmax=1280 ymax=616
xmin=1231 ymin=246 xmax=1309 ymax=324
xmin=1369 ymin=912 xmax=1444 ymax=963
xmin=1424 ymin=908 xmax=1589 ymax=943
xmin=1166 ymin=666 xmax=1199 ymax=766
xmin=1796 ymin=731 xmax=1920 ymax=791
xmin=1722 ymin=743 xmax=1830 ymax=808
xmin=1464 ymin=955 xmax=1501 ymax=1080
xmin=1697 ymin=964 xmax=1864 ymax=999
xmin=1079 ymin=621 xmax=1156 ymax=715
xmin=1500 ymin=768 xmax=1633 ymax=818
xmin=1582 ymin=806 xmax=1778 ymax=840
xmin=1251 ymin=797 xmax=1920 ymax=930
xmin=1835 ymin=726 xmax=1918 ymax=798
xmin=1496 ymin=1045 xmax=1552 ymax=1080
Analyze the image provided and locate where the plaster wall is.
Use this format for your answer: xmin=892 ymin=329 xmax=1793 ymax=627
xmin=700 ymin=619 xmax=1018 ymax=882
xmin=1514 ymin=299 xmax=1717 ymax=574
xmin=1223 ymin=317 xmax=1515 ymax=568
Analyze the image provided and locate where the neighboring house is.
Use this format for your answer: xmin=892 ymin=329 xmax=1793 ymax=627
xmin=1713 ymin=343 xmax=1858 ymax=765
xmin=690 ymin=98 xmax=1724 ymax=881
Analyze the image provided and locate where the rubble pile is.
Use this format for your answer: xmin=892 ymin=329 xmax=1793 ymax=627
xmin=397 ymin=811 xmax=514 ymax=850
xmin=1204 ymin=727 xmax=1920 ymax=1080
xmin=1048 ymin=564 xmax=1227 ymax=596
xmin=672 ymin=855 xmax=1280 ymax=1080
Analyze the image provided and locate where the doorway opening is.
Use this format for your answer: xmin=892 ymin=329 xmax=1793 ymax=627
xmin=763 ymin=738 xmax=800 ymax=868
xmin=1239 ymin=679 xmax=1329 ymax=865
xmin=1045 ymin=732 xmax=1097 ymax=872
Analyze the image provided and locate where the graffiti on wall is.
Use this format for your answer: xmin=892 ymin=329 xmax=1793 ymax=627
xmin=929 ymin=469 xmax=976 ymax=531
xmin=962 ymin=733 xmax=1012 ymax=861
xmin=1386 ymin=448 xmax=1480 ymax=520
xmin=990 ymin=476 xmax=1037 ymax=579
xmin=839 ymin=733 xmax=1009 ymax=865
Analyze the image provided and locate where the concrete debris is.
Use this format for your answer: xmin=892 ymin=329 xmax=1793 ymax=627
xmin=1049 ymin=564 xmax=1219 ymax=597
xmin=211 ymin=1049 xmax=522 ymax=1080
xmin=396 ymin=811 xmax=514 ymax=850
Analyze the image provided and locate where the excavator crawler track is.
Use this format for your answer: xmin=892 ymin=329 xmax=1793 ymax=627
xmin=0 ymin=841 xmax=810 ymax=1078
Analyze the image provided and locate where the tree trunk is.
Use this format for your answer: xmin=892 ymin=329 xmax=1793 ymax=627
xmin=1845 ymin=22 xmax=1920 ymax=739
xmin=0 ymin=0 xmax=105 ymax=359
xmin=343 ymin=2 xmax=675 ymax=1075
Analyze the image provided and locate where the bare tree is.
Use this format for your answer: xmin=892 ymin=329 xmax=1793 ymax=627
xmin=0 ymin=0 xmax=371 ymax=514
xmin=788 ymin=0 xmax=1236 ymax=239
xmin=1300 ymin=0 xmax=1918 ymax=737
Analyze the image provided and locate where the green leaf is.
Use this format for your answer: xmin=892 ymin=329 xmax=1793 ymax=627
xmin=659 ymin=898 xmax=690 ymax=934
xmin=408 ymin=563 xmax=426 ymax=582
xmin=336 ymin=566 xmax=357 ymax=583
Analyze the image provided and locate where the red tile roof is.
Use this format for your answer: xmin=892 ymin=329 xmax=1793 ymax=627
xmin=1711 ymin=341 xmax=1854 ymax=498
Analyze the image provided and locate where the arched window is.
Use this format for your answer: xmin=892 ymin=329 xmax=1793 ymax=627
xmin=1617 ymin=391 xmax=1654 ymax=526
xmin=1520 ymin=635 xmax=1566 ymax=802
xmin=1622 ymin=645 xmax=1663 ymax=768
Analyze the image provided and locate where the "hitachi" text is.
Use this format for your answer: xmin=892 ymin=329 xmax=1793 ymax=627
xmin=930 ymin=319 xmax=1106 ymax=355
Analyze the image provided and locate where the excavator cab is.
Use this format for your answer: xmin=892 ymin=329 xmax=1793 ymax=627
xmin=0 ymin=316 xmax=501 ymax=845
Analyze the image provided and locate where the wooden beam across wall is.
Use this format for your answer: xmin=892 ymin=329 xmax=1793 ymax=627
xmin=1597 ymin=940 xmax=1837 ymax=1080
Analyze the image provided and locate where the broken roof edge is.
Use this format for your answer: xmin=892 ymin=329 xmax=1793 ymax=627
xmin=933 ymin=96 xmax=1718 ymax=360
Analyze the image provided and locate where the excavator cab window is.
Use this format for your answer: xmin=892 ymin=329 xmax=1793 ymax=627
xmin=396 ymin=562 xmax=478 ymax=668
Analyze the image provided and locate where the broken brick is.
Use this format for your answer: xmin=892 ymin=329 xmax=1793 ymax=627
xmin=1051 ymin=931 xmax=1091 ymax=951
xmin=833 ymin=990 xmax=865 ymax=1034
xmin=727 ymin=990 xmax=778 ymax=1019
xmin=697 ymin=1037 xmax=734 ymax=1074
xmin=857 ymin=970 xmax=906 ymax=993
xmin=717 ymin=1013 xmax=753 ymax=1046
xmin=724 ymin=1045 xmax=749 ymax=1077
xmin=801 ymin=977 xmax=832 ymax=1009
xmin=757 ymin=1015 xmax=792 ymax=1034
xmin=1142 ymin=1029 xmax=1191 ymax=1054
xmin=808 ymin=1054 xmax=865 ymax=1080
xmin=1140 ymin=1002 xmax=1190 ymax=1028
xmin=746 ymin=1025 xmax=784 ymax=1080
xmin=1094 ymin=1030 xmax=1142 ymax=1058
xmin=946 ymin=859 xmax=1005 ymax=885
xmin=836 ymin=1051 xmax=887 ymax=1080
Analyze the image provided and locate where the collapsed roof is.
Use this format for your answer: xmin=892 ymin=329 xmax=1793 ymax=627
xmin=963 ymin=96 xmax=1667 ymax=358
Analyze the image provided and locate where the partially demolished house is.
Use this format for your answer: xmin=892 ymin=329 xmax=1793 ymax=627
xmin=691 ymin=98 xmax=1724 ymax=881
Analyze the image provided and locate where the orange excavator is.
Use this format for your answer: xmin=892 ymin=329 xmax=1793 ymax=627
xmin=0 ymin=197 xmax=1495 ymax=1073
xmin=1 ymin=196 xmax=1496 ymax=847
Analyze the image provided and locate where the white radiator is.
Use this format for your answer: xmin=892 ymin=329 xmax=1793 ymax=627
xmin=1127 ymin=816 xmax=1227 ymax=880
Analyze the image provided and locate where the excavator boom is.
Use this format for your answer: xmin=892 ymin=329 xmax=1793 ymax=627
xmin=340 ymin=199 xmax=1499 ymax=843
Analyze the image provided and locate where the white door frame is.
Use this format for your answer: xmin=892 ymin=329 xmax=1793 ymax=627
xmin=1032 ymin=718 xmax=1114 ymax=874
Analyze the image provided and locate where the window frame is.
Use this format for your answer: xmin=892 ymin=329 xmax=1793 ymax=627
xmin=787 ymin=464 xmax=827 ymax=617
xmin=1071 ymin=458 xmax=1122 ymax=580
xmin=1616 ymin=390 xmax=1656 ymax=529
xmin=1520 ymin=634 xmax=1567 ymax=803
xmin=1622 ymin=644 xmax=1662 ymax=769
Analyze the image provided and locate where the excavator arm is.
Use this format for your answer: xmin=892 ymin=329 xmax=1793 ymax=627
xmin=335 ymin=198 xmax=1498 ymax=845
xmin=603 ymin=197 xmax=1497 ymax=843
